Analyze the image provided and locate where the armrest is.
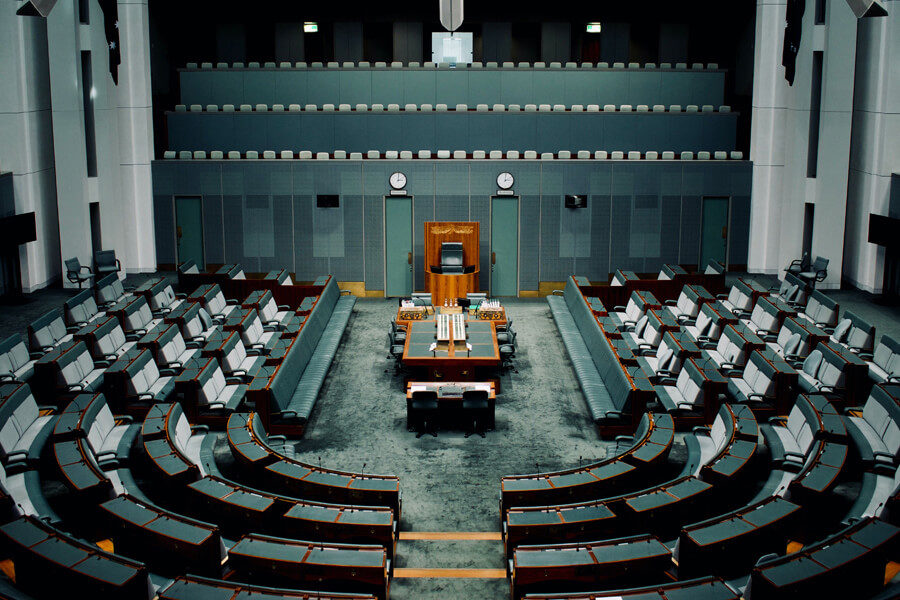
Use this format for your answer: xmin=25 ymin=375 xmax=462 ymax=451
xmin=716 ymin=294 xmax=728 ymax=300
xmin=268 ymin=434 xmax=287 ymax=443
xmin=889 ymin=376 xmax=900 ymax=383
xmin=137 ymin=393 xmax=154 ymax=401
xmin=115 ymin=259 xmax=122 ymax=271
xmin=340 ymin=290 xmax=353 ymax=295
xmin=226 ymin=298 xmax=238 ymax=305
xmin=720 ymin=362 xmax=735 ymax=370
xmin=66 ymin=325 xmax=80 ymax=333
xmin=230 ymin=369 xmax=247 ymax=376
xmin=817 ymin=385 xmax=835 ymax=393
xmin=159 ymin=368 xmax=178 ymax=377
xmin=857 ymin=352 xmax=873 ymax=361
xmin=67 ymin=383 xmax=85 ymax=391
xmin=0 ymin=374 xmax=14 ymax=382
xmin=80 ymin=265 xmax=93 ymax=273
xmin=277 ymin=304 xmax=291 ymax=310
xmin=613 ymin=305 xmax=626 ymax=312
xmin=115 ymin=415 xmax=134 ymax=424
xmin=167 ymin=361 xmax=183 ymax=369
xmin=175 ymin=292 xmax=187 ymax=299
xmin=29 ymin=351 xmax=43 ymax=359
xmin=768 ymin=416 xmax=788 ymax=425
xmin=692 ymin=425 xmax=711 ymax=435
xmin=94 ymin=360 xmax=111 ymax=368
xmin=273 ymin=409 xmax=298 ymax=419
xmin=6 ymin=451 xmax=28 ymax=463
xmin=185 ymin=340 xmax=201 ymax=349
xmin=747 ymin=393 xmax=765 ymax=401
xmin=125 ymin=333 xmax=141 ymax=342
xmin=604 ymin=410 xmax=623 ymax=419
xmin=844 ymin=407 xmax=863 ymax=417
xmin=614 ymin=435 xmax=634 ymax=443
xmin=245 ymin=347 xmax=263 ymax=356
xmin=225 ymin=377 xmax=244 ymax=385
xmin=190 ymin=424 xmax=210 ymax=434
xmin=551 ymin=289 xmax=564 ymax=295
xmin=664 ymin=299 xmax=677 ymax=306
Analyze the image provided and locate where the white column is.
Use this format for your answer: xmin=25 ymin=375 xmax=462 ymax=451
xmin=117 ymin=0 xmax=156 ymax=273
xmin=748 ymin=0 xmax=788 ymax=276
xmin=749 ymin=0 xmax=857 ymax=289
xmin=844 ymin=7 xmax=900 ymax=293
xmin=0 ymin=4 xmax=60 ymax=291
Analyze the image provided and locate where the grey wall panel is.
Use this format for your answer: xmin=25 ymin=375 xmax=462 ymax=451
xmin=202 ymin=193 xmax=225 ymax=266
xmin=481 ymin=23 xmax=512 ymax=63
xmin=435 ymin=70 xmax=468 ymax=107
xmin=519 ymin=194 xmax=541 ymax=288
xmin=334 ymin=22 xmax=364 ymax=63
xmin=154 ymin=195 xmax=175 ymax=264
xmin=435 ymin=113 xmax=469 ymax=152
xmin=500 ymin=71 xmax=533 ymax=105
xmin=152 ymin=160 xmax=752 ymax=290
xmin=729 ymin=194 xmax=751 ymax=266
xmin=242 ymin=71 xmax=275 ymax=106
xmin=468 ymin=71 xmax=502 ymax=105
xmin=400 ymin=113 xmax=435 ymax=151
xmin=232 ymin=115 xmax=266 ymax=152
xmin=541 ymin=23 xmax=571 ymax=64
xmin=179 ymin=68 xmax=728 ymax=108
xmin=369 ymin=70 xmax=400 ymax=106
xmin=275 ymin=71 xmax=307 ymax=105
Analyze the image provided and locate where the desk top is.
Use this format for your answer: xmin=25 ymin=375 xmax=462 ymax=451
xmin=402 ymin=320 xmax=499 ymax=363
xmin=406 ymin=381 xmax=496 ymax=399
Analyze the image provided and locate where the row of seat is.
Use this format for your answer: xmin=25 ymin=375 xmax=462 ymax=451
xmin=174 ymin=102 xmax=733 ymax=113
xmin=185 ymin=60 xmax=723 ymax=70
xmin=164 ymin=149 xmax=745 ymax=160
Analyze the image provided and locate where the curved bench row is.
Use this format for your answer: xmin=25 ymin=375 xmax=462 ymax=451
xmin=500 ymin=412 xmax=674 ymax=512
xmin=227 ymin=412 xmax=401 ymax=514
xmin=159 ymin=575 xmax=378 ymax=599
xmin=163 ymin=149 xmax=745 ymax=161
xmin=518 ymin=576 xmax=739 ymax=599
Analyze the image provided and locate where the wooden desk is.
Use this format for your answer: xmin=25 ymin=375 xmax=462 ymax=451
xmin=401 ymin=318 xmax=500 ymax=383
xmin=425 ymin=270 xmax=479 ymax=307
xmin=406 ymin=381 xmax=497 ymax=430
xmin=396 ymin=305 xmax=507 ymax=329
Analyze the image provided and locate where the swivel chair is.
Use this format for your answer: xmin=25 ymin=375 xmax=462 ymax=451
xmin=437 ymin=242 xmax=464 ymax=274
xmin=462 ymin=389 xmax=491 ymax=438
xmin=408 ymin=390 xmax=439 ymax=437
xmin=65 ymin=258 xmax=93 ymax=288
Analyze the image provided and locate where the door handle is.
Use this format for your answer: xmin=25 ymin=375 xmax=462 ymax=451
xmin=491 ymin=252 xmax=496 ymax=265
xmin=408 ymin=252 xmax=412 ymax=265
xmin=721 ymin=226 xmax=727 ymax=240
xmin=177 ymin=226 xmax=183 ymax=240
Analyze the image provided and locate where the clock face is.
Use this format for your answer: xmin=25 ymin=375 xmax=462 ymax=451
xmin=390 ymin=172 xmax=407 ymax=189
xmin=497 ymin=172 xmax=514 ymax=189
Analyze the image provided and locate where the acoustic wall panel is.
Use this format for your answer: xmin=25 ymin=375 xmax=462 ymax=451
xmin=151 ymin=160 xmax=752 ymax=288
xmin=153 ymin=195 xmax=175 ymax=264
xmin=202 ymin=195 xmax=225 ymax=265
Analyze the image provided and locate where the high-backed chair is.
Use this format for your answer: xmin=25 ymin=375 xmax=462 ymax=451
xmin=64 ymin=289 xmax=105 ymax=329
xmin=93 ymin=250 xmax=121 ymax=277
xmin=438 ymin=242 xmax=464 ymax=274
xmin=0 ymin=335 xmax=36 ymax=383
xmin=64 ymin=258 xmax=93 ymax=288
xmin=867 ymin=336 xmax=900 ymax=385
xmin=844 ymin=384 xmax=900 ymax=473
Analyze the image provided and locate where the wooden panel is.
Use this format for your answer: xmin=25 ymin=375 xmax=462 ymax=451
xmin=423 ymin=221 xmax=480 ymax=274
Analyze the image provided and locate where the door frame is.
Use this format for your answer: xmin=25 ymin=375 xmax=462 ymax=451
xmin=698 ymin=195 xmax=731 ymax=270
xmin=173 ymin=195 xmax=205 ymax=270
xmin=382 ymin=194 xmax=414 ymax=297
xmin=489 ymin=194 xmax=521 ymax=297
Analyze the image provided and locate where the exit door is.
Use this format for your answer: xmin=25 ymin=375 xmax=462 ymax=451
xmin=491 ymin=195 xmax=519 ymax=296
xmin=384 ymin=196 xmax=413 ymax=297
xmin=175 ymin=196 xmax=204 ymax=269
xmin=699 ymin=196 xmax=730 ymax=269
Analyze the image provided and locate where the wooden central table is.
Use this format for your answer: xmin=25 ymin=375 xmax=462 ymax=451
xmin=401 ymin=313 xmax=501 ymax=384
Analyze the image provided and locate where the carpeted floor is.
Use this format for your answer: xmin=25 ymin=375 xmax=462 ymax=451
xmin=282 ymin=298 xmax=608 ymax=598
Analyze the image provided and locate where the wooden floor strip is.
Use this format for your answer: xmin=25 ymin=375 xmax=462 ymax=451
xmin=394 ymin=568 xmax=506 ymax=578
xmin=399 ymin=531 xmax=502 ymax=541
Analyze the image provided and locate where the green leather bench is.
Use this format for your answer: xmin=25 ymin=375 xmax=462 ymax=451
xmin=261 ymin=277 xmax=356 ymax=434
